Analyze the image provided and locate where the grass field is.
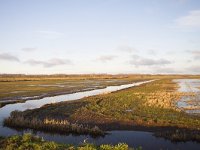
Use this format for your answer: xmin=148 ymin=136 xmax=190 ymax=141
xmin=4 ymin=77 xmax=200 ymax=142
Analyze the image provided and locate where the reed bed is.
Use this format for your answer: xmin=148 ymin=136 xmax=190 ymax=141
xmin=4 ymin=110 xmax=104 ymax=136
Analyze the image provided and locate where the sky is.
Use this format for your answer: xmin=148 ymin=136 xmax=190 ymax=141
xmin=0 ymin=0 xmax=200 ymax=74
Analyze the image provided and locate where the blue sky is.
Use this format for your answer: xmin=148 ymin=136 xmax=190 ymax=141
xmin=0 ymin=0 xmax=200 ymax=74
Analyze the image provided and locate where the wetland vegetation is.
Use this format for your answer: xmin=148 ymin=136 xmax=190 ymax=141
xmin=0 ymin=74 xmax=157 ymax=107
xmin=0 ymin=133 xmax=137 ymax=150
xmin=4 ymin=76 xmax=200 ymax=142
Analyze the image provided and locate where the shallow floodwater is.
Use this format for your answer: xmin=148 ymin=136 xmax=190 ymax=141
xmin=0 ymin=80 xmax=200 ymax=149
xmin=174 ymin=79 xmax=200 ymax=114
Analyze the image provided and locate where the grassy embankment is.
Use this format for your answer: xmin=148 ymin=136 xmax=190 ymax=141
xmin=0 ymin=133 xmax=138 ymax=150
xmin=0 ymin=74 xmax=156 ymax=108
xmin=4 ymin=78 xmax=200 ymax=141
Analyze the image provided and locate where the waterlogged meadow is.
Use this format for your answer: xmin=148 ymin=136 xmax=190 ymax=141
xmin=1 ymin=75 xmax=200 ymax=149
xmin=0 ymin=74 xmax=155 ymax=107
xmin=4 ymin=79 xmax=200 ymax=142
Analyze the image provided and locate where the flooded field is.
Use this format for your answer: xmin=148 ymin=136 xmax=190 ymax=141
xmin=0 ymin=76 xmax=151 ymax=103
xmin=175 ymin=79 xmax=200 ymax=114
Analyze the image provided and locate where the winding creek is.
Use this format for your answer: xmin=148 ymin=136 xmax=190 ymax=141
xmin=0 ymin=79 xmax=200 ymax=150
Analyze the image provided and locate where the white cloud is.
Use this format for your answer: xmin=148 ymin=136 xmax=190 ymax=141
xmin=147 ymin=49 xmax=157 ymax=55
xmin=187 ymin=50 xmax=200 ymax=59
xmin=96 ymin=55 xmax=117 ymax=63
xmin=130 ymin=55 xmax=172 ymax=66
xmin=175 ymin=10 xmax=200 ymax=29
xmin=154 ymin=66 xmax=183 ymax=74
xmin=117 ymin=45 xmax=136 ymax=53
xmin=0 ymin=53 xmax=20 ymax=62
xmin=192 ymin=51 xmax=200 ymax=59
xmin=25 ymin=58 xmax=72 ymax=67
xmin=187 ymin=65 xmax=200 ymax=74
